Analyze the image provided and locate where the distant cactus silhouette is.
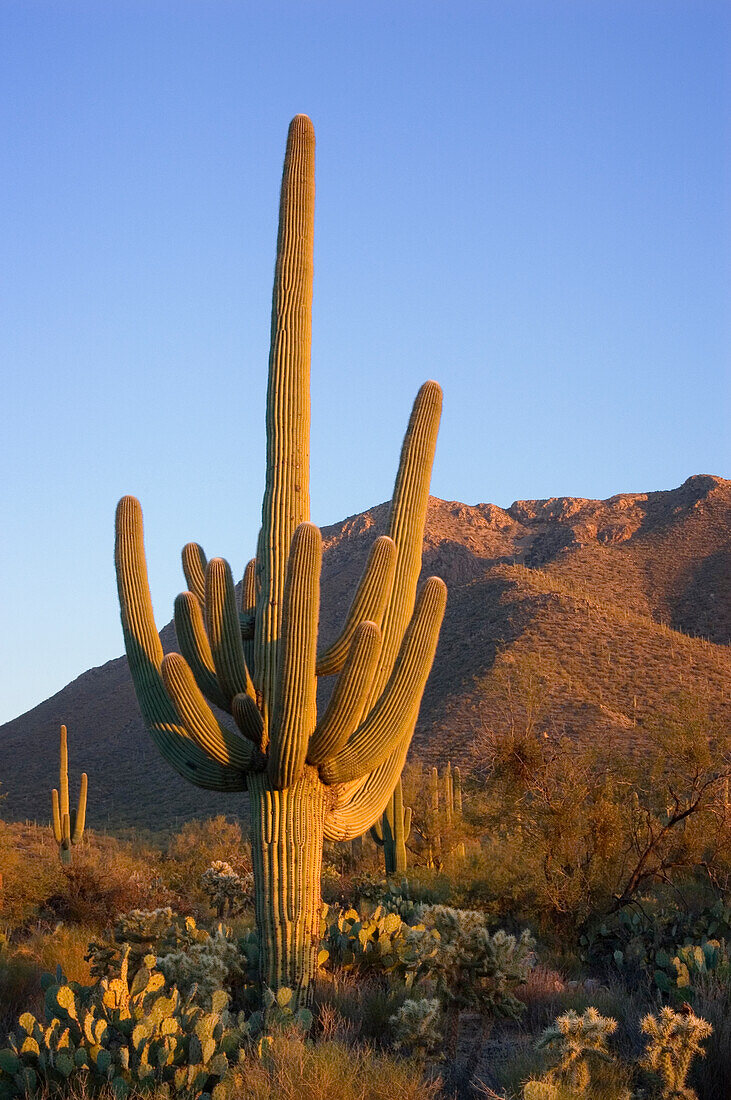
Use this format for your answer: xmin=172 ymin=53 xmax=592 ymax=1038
xmin=371 ymin=777 xmax=411 ymax=874
xmin=50 ymin=725 xmax=87 ymax=865
xmin=427 ymin=761 xmax=466 ymax=865
xmin=114 ymin=116 xmax=445 ymax=1003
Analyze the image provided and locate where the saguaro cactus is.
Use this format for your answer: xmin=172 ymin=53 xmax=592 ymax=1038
xmin=427 ymin=762 xmax=465 ymax=865
xmin=371 ymin=777 xmax=412 ymax=874
xmin=51 ymin=725 xmax=88 ymax=865
xmin=114 ymin=116 xmax=446 ymax=1002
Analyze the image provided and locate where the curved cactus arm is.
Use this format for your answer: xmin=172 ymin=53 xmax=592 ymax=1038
xmin=307 ymin=621 xmax=381 ymax=765
xmin=241 ymin=557 xmax=258 ymax=667
xmin=404 ymin=804 xmax=412 ymax=842
xmin=232 ymin=692 xmax=265 ymax=750
xmin=370 ymin=817 xmax=384 ymax=844
xmin=316 ymin=536 xmax=396 ymax=676
xmin=182 ymin=542 xmax=207 ymax=607
xmin=115 ymin=495 xmax=246 ymax=791
xmin=161 ymin=653 xmax=260 ymax=773
xmin=71 ymin=773 xmax=87 ymax=844
xmin=453 ymin=765 xmax=463 ymax=815
xmin=364 ymin=380 xmax=442 ymax=710
xmin=323 ymin=730 xmax=412 ymax=841
xmin=318 ymin=576 xmax=446 ymax=785
xmin=256 ymin=115 xmax=315 ymax=725
xmin=268 ymin=522 xmax=321 ymax=790
xmin=205 ymin=558 xmax=256 ymax=703
xmin=174 ymin=592 xmax=232 ymax=712
xmin=51 ymin=787 xmax=62 ymax=842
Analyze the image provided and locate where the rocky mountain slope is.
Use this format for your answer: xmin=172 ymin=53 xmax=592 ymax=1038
xmin=1 ymin=474 xmax=728 ymax=830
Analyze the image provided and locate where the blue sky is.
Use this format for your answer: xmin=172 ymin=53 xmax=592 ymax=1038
xmin=1 ymin=1 xmax=728 ymax=725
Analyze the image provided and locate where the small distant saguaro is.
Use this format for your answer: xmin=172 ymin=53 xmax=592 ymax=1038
xmin=51 ymin=725 xmax=88 ymax=865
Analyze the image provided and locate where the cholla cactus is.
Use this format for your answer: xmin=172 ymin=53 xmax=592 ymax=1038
xmin=86 ymin=908 xmax=243 ymax=1003
xmin=534 ymin=1007 xmax=619 ymax=1095
xmin=640 ymin=1006 xmax=713 ymax=1100
xmin=389 ymin=998 xmax=443 ymax=1059
xmin=50 ymin=725 xmax=87 ymax=865
xmin=410 ymin=906 xmax=535 ymax=1015
xmin=157 ymin=927 xmax=245 ymax=1008
xmin=200 ymin=861 xmax=254 ymax=919
xmin=114 ymin=116 xmax=445 ymax=1004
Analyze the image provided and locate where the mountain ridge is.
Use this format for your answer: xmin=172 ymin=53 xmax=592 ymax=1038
xmin=1 ymin=473 xmax=728 ymax=830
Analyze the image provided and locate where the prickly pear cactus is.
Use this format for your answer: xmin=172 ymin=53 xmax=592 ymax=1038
xmin=114 ymin=115 xmax=445 ymax=1002
xmin=0 ymin=952 xmax=244 ymax=1100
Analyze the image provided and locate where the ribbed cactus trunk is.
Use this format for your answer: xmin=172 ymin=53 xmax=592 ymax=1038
xmin=248 ymin=769 xmax=326 ymax=997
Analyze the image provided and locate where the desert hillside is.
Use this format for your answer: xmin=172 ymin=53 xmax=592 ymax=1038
xmin=1 ymin=473 xmax=728 ymax=830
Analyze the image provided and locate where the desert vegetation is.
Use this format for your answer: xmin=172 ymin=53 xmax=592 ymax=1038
xmin=1 ymin=113 xmax=728 ymax=1100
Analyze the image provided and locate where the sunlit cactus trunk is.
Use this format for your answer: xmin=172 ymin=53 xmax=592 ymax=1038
xmin=248 ymin=768 xmax=327 ymax=995
xmin=114 ymin=115 xmax=445 ymax=1004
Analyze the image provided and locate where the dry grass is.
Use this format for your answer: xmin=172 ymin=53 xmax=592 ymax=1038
xmin=230 ymin=1031 xmax=441 ymax=1100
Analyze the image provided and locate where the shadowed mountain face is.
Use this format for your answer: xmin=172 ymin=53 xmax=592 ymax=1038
xmin=1 ymin=474 xmax=729 ymax=830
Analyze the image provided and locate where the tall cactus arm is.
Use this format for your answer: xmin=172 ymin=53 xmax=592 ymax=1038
xmin=365 ymin=380 xmax=442 ymax=710
xmin=71 ymin=773 xmax=87 ymax=844
xmin=205 ymin=558 xmax=256 ymax=702
xmin=307 ymin=621 xmax=381 ymax=765
xmin=454 ymin=765 xmax=463 ymax=814
xmin=242 ymin=557 xmax=257 ymax=613
xmin=174 ymin=592 xmax=232 ymax=712
xmin=59 ymin=724 xmax=70 ymax=826
xmin=256 ymin=115 xmax=315 ymax=725
xmin=161 ymin=653 xmax=261 ymax=773
xmin=51 ymin=788 xmax=62 ymax=843
xmin=318 ymin=576 xmax=446 ymax=785
xmin=241 ymin=557 xmax=258 ymax=665
xmin=268 ymin=522 xmax=321 ymax=790
xmin=404 ymin=804 xmax=412 ymax=841
xmin=323 ymin=730 xmax=413 ymax=841
xmin=182 ymin=542 xmax=207 ymax=607
xmin=315 ymin=536 xmax=396 ymax=676
xmin=115 ymin=496 xmax=246 ymax=791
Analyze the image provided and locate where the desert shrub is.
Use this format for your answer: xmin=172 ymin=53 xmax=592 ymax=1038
xmin=312 ymin=973 xmax=409 ymax=1044
xmin=164 ymin=817 xmax=249 ymax=901
xmin=472 ymin=676 xmax=731 ymax=940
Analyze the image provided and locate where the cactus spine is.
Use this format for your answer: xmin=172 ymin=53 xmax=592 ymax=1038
xmin=51 ymin=725 xmax=87 ymax=865
xmin=114 ymin=116 xmax=445 ymax=1003
xmin=371 ymin=777 xmax=412 ymax=874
